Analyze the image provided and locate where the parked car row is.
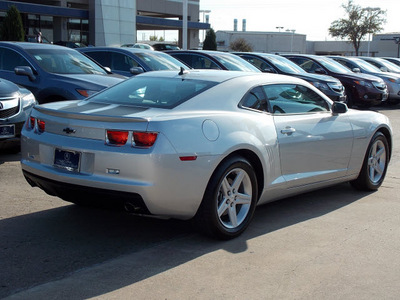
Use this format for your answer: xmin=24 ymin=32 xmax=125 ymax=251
xmin=1 ymin=41 xmax=399 ymax=151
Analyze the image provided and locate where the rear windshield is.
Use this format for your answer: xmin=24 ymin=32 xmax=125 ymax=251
xmin=87 ymin=76 xmax=217 ymax=108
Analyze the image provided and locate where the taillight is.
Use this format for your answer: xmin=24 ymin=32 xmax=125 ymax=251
xmin=106 ymin=130 xmax=129 ymax=146
xmin=132 ymin=132 xmax=158 ymax=147
xmin=29 ymin=116 xmax=35 ymax=129
xmin=37 ymin=119 xmax=45 ymax=133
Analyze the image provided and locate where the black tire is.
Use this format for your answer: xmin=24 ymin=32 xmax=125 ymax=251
xmin=194 ymin=156 xmax=258 ymax=240
xmin=350 ymin=132 xmax=389 ymax=191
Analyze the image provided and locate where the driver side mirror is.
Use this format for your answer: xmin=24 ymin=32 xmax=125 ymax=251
xmin=262 ymin=67 xmax=277 ymax=74
xmin=352 ymin=68 xmax=361 ymax=73
xmin=380 ymin=67 xmax=388 ymax=72
xmin=314 ymin=68 xmax=327 ymax=75
xmin=14 ymin=66 xmax=36 ymax=81
xmin=332 ymin=101 xmax=348 ymax=114
xmin=130 ymin=67 xmax=144 ymax=75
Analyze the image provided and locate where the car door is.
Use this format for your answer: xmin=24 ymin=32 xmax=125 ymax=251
xmin=0 ymin=47 xmax=41 ymax=96
xmin=263 ymin=83 xmax=353 ymax=187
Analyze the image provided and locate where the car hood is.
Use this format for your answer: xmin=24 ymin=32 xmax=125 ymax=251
xmin=295 ymin=72 xmax=339 ymax=83
xmin=0 ymin=78 xmax=19 ymax=96
xmin=338 ymin=72 xmax=383 ymax=82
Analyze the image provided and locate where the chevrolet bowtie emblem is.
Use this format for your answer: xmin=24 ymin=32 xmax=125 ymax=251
xmin=63 ymin=127 xmax=76 ymax=134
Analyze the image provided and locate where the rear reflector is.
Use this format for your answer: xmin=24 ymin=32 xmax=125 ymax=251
xmin=179 ymin=156 xmax=197 ymax=161
xmin=133 ymin=132 xmax=158 ymax=147
xmin=106 ymin=130 xmax=129 ymax=146
xmin=37 ymin=119 xmax=45 ymax=133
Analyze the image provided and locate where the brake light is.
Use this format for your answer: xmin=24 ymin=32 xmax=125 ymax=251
xmin=133 ymin=132 xmax=158 ymax=147
xmin=29 ymin=116 xmax=35 ymax=129
xmin=106 ymin=130 xmax=129 ymax=146
xmin=37 ymin=119 xmax=45 ymax=133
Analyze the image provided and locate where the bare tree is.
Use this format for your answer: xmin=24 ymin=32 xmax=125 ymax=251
xmin=329 ymin=0 xmax=386 ymax=56
xmin=230 ymin=38 xmax=253 ymax=52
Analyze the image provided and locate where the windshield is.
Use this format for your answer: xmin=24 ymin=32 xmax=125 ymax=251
xmin=87 ymin=76 xmax=217 ymax=109
xmin=263 ymin=55 xmax=305 ymax=74
xmin=213 ymin=54 xmax=260 ymax=72
xmin=27 ymin=48 xmax=106 ymax=75
xmin=316 ymin=57 xmax=351 ymax=74
xmin=134 ymin=52 xmax=189 ymax=71
xmin=352 ymin=58 xmax=381 ymax=72
xmin=374 ymin=58 xmax=400 ymax=72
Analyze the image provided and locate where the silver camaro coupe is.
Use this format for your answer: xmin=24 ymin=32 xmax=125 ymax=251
xmin=21 ymin=70 xmax=392 ymax=239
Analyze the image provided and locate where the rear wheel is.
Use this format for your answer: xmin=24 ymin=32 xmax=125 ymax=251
xmin=195 ymin=156 xmax=258 ymax=239
xmin=351 ymin=132 xmax=389 ymax=191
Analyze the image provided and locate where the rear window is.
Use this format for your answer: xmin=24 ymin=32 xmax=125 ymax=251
xmin=87 ymin=76 xmax=216 ymax=108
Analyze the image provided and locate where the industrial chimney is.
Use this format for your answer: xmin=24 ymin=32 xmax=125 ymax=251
xmin=234 ymin=19 xmax=238 ymax=31
xmin=242 ymin=19 xmax=246 ymax=32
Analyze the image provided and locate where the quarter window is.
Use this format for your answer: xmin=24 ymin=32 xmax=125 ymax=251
xmin=241 ymin=86 xmax=269 ymax=112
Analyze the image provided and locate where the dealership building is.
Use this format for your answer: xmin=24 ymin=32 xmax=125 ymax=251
xmin=0 ymin=0 xmax=209 ymax=48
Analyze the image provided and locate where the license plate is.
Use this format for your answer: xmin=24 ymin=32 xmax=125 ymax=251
xmin=54 ymin=149 xmax=81 ymax=172
xmin=0 ymin=124 xmax=15 ymax=138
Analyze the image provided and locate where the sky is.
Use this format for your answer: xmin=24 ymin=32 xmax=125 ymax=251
xmin=199 ymin=0 xmax=399 ymax=41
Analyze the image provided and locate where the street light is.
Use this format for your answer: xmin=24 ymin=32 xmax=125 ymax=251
xmin=365 ymin=7 xmax=379 ymax=56
xmin=276 ymin=26 xmax=283 ymax=32
xmin=286 ymin=29 xmax=296 ymax=53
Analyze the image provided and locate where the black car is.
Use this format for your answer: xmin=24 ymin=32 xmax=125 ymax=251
xmin=284 ymin=54 xmax=388 ymax=107
xmin=166 ymin=50 xmax=261 ymax=72
xmin=152 ymin=43 xmax=180 ymax=51
xmin=78 ymin=47 xmax=189 ymax=77
xmin=329 ymin=56 xmax=400 ymax=104
xmin=0 ymin=42 xmax=125 ymax=104
xmin=235 ymin=52 xmax=346 ymax=102
xmin=0 ymin=78 xmax=37 ymax=151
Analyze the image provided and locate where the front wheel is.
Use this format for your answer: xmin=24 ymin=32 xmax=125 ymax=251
xmin=195 ymin=156 xmax=258 ymax=239
xmin=351 ymin=132 xmax=389 ymax=191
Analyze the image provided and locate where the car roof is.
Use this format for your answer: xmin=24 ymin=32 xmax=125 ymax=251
xmin=137 ymin=69 xmax=304 ymax=85
xmin=79 ymin=47 xmax=154 ymax=54
xmin=0 ymin=41 xmax=73 ymax=51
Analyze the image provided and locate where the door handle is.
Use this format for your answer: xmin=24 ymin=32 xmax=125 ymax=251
xmin=281 ymin=127 xmax=296 ymax=135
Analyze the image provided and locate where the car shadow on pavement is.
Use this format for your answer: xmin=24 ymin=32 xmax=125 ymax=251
xmin=0 ymin=182 xmax=371 ymax=298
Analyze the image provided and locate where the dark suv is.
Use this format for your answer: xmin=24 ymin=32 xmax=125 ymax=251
xmin=234 ymin=52 xmax=346 ymax=102
xmin=0 ymin=78 xmax=37 ymax=151
xmin=0 ymin=42 xmax=125 ymax=104
xmin=284 ymin=54 xmax=388 ymax=107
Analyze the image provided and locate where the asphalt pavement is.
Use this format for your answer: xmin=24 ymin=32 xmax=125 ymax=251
xmin=1 ymin=105 xmax=399 ymax=299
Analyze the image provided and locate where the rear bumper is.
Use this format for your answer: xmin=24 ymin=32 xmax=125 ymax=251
xmin=23 ymin=170 xmax=151 ymax=214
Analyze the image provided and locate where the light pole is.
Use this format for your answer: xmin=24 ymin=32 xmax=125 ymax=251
xmin=286 ymin=29 xmax=296 ymax=53
xmin=276 ymin=26 xmax=283 ymax=32
xmin=365 ymin=7 xmax=379 ymax=56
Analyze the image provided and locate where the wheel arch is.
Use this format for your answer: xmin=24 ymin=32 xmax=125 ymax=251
xmin=218 ymin=149 xmax=265 ymax=201
xmin=376 ymin=126 xmax=392 ymax=160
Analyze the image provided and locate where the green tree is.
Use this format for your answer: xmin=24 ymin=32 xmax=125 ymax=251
xmin=0 ymin=5 xmax=25 ymax=41
xmin=329 ymin=0 xmax=386 ymax=56
xmin=203 ymin=28 xmax=217 ymax=50
xmin=230 ymin=38 xmax=253 ymax=52
xmin=149 ymin=35 xmax=158 ymax=41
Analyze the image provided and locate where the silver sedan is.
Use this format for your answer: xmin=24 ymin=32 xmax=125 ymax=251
xmin=21 ymin=70 xmax=392 ymax=239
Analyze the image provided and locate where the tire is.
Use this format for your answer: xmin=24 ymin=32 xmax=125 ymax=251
xmin=195 ymin=156 xmax=258 ymax=239
xmin=350 ymin=132 xmax=389 ymax=191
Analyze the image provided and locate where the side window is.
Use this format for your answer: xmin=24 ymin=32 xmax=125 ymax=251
xmin=111 ymin=52 xmax=139 ymax=71
xmin=241 ymin=86 xmax=269 ymax=112
xmin=0 ymin=48 xmax=30 ymax=71
xmin=171 ymin=54 xmax=191 ymax=66
xmin=191 ymin=55 xmax=219 ymax=69
xmin=263 ymin=84 xmax=329 ymax=114
xmin=85 ymin=51 xmax=111 ymax=68
xmin=241 ymin=56 xmax=274 ymax=72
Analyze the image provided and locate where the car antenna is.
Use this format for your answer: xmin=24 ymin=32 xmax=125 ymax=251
xmin=179 ymin=67 xmax=189 ymax=76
